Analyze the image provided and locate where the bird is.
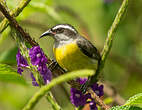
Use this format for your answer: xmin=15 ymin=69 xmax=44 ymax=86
xmin=40 ymin=24 xmax=101 ymax=92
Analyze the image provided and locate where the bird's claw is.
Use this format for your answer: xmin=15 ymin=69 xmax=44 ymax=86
xmin=80 ymin=80 xmax=89 ymax=94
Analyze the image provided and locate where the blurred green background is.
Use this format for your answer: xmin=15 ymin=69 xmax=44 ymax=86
xmin=0 ymin=0 xmax=142 ymax=110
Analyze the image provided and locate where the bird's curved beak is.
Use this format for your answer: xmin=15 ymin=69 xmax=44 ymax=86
xmin=40 ymin=29 xmax=55 ymax=39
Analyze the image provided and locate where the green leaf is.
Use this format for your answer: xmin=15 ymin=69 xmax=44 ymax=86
xmin=0 ymin=64 xmax=27 ymax=85
xmin=124 ymin=93 xmax=142 ymax=106
xmin=110 ymin=106 xmax=142 ymax=110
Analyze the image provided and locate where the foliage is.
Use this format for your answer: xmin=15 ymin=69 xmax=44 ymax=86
xmin=110 ymin=106 xmax=142 ymax=110
xmin=125 ymin=93 xmax=142 ymax=107
xmin=110 ymin=93 xmax=142 ymax=110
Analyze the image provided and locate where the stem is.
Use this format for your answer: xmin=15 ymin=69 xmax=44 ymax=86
xmin=18 ymin=40 xmax=61 ymax=110
xmin=91 ymin=0 xmax=129 ymax=83
xmin=0 ymin=1 xmax=53 ymax=63
xmin=0 ymin=0 xmax=31 ymax=33
xmin=45 ymin=92 xmax=61 ymax=110
xmin=0 ymin=3 xmax=62 ymax=110
xmin=0 ymin=2 xmax=38 ymax=46
xmin=86 ymin=0 xmax=129 ymax=109
xmin=88 ymin=88 xmax=110 ymax=110
xmin=101 ymin=0 xmax=128 ymax=71
xmin=22 ymin=69 xmax=94 ymax=110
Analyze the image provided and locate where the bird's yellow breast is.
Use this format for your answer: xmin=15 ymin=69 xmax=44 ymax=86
xmin=53 ymin=41 xmax=97 ymax=71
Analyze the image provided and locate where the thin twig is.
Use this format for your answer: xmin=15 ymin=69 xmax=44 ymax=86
xmin=0 ymin=3 xmax=62 ymax=110
xmin=88 ymin=88 xmax=110 ymax=110
xmin=0 ymin=0 xmax=31 ymax=33
xmin=100 ymin=0 xmax=128 ymax=72
xmin=45 ymin=92 xmax=61 ymax=110
xmin=0 ymin=2 xmax=38 ymax=46
xmin=22 ymin=69 xmax=94 ymax=110
xmin=90 ymin=0 xmax=129 ymax=83
xmin=87 ymin=0 xmax=129 ymax=109
xmin=15 ymin=31 xmax=62 ymax=110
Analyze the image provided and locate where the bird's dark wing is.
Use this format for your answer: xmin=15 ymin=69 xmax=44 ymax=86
xmin=77 ymin=36 xmax=101 ymax=61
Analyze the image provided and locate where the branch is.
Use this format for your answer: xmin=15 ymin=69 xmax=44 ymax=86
xmin=45 ymin=92 xmax=61 ymax=110
xmin=0 ymin=2 xmax=38 ymax=46
xmin=101 ymin=0 xmax=128 ymax=71
xmin=88 ymin=88 xmax=110 ymax=110
xmin=91 ymin=0 xmax=129 ymax=82
xmin=0 ymin=0 xmax=31 ymax=33
xmin=22 ymin=70 xmax=94 ymax=110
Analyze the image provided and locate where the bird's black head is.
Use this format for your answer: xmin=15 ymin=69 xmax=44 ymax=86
xmin=40 ymin=24 xmax=78 ymax=41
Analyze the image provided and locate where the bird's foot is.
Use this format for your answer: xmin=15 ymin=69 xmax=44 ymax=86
xmin=48 ymin=60 xmax=58 ymax=71
xmin=80 ymin=80 xmax=90 ymax=94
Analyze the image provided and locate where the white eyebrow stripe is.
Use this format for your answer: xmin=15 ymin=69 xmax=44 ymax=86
xmin=52 ymin=25 xmax=76 ymax=33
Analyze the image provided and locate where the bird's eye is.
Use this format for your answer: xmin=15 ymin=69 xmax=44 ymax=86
xmin=56 ymin=28 xmax=64 ymax=33
xmin=51 ymin=28 xmax=53 ymax=31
